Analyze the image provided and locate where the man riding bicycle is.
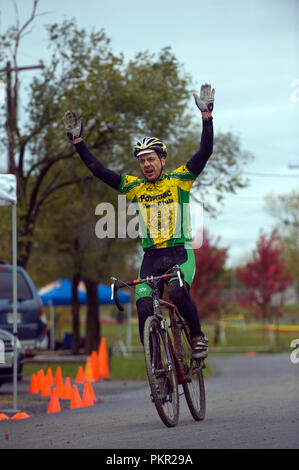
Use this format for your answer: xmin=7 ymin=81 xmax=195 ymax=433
xmin=63 ymin=83 xmax=214 ymax=360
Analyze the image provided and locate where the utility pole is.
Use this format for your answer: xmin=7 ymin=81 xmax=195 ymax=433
xmin=0 ymin=60 xmax=44 ymax=174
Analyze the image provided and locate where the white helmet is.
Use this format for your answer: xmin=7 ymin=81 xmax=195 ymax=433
xmin=133 ymin=137 xmax=167 ymax=158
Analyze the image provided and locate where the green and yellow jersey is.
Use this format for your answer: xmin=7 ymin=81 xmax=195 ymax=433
xmin=118 ymin=165 xmax=198 ymax=250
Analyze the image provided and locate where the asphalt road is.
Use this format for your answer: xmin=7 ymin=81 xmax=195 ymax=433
xmin=0 ymin=353 xmax=298 ymax=451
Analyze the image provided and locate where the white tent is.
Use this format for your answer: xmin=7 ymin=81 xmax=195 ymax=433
xmin=0 ymin=174 xmax=18 ymax=413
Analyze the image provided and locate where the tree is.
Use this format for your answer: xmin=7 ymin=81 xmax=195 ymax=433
xmin=0 ymin=4 xmax=253 ymax=270
xmin=236 ymin=229 xmax=293 ymax=338
xmin=28 ymin=178 xmax=137 ymax=354
xmin=264 ymin=190 xmax=299 ymax=297
xmin=190 ymin=230 xmax=229 ymax=345
xmin=175 ymin=128 xmax=253 ymax=216
xmin=0 ymin=9 xmax=192 ymax=267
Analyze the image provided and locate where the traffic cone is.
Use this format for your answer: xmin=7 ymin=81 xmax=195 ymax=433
xmin=55 ymin=374 xmax=64 ymax=398
xmin=47 ymin=388 xmax=61 ymax=413
xmin=62 ymin=376 xmax=72 ymax=400
xmin=28 ymin=373 xmax=39 ymax=394
xmin=98 ymin=337 xmax=110 ymax=380
xmin=0 ymin=413 xmax=9 ymax=420
xmin=91 ymin=350 xmax=100 ymax=381
xmin=75 ymin=366 xmax=85 ymax=384
xmin=45 ymin=367 xmax=54 ymax=387
xmin=86 ymin=380 xmax=96 ymax=403
xmin=84 ymin=356 xmax=94 ymax=382
xmin=70 ymin=385 xmax=83 ymax=409
xmin=82 ymin=381 xmax=94 ymax=407
xmin=41 ymin=374 xmax=52 ymax=397
xmin=36 ymin=369 xmax=45 ymax=392
xmin=54 ymin=366 xmax=63 ymax=385
xmin=11 ymin=412 xmax=30 ymax=420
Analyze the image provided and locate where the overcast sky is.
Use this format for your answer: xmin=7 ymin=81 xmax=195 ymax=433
xmin=2 ymin=0 xmax=299 ymax=266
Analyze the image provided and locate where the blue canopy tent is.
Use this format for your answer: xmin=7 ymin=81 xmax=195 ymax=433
xmin=39 ymin=278 xmax=130 ymax=306
xmin=38 ymin=279 xmax=131 ymax=350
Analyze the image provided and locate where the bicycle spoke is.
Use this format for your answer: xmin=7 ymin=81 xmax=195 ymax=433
xmin=144 ymin=316 xmax=179 ymax=427
xmin=177 ymin=317 xmax=206 ymax=421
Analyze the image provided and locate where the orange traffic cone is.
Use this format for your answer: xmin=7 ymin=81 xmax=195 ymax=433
xmin=45 ymin=367 xmax=54 ymax=387
xmin=91 ymin=350 xmax=100 ymax=381
xmin=0 ymin=413 xmax=9 ymax=420
xmin=11 ymin=412 xmax=30 ymax=420
xmin=75 ymin=366 xmax=85 ymax=384
xmin=98 ymin=337 xmax=110 ymax=380
xmin=28 ymin=373 xmax=39 ymax=394
xmin=82 ymin=382 xmax=94 ymax=407
xmin=47 ymin=388 xmax=61 ymax=413
xmin=36 ymin=369 xmax=45 ymax=392
xmin=86 ymin=380 xmax=96 ymax=403
xmin=54 ymin=366 xmax=63 ymax=385
xmin=55 ymin=374 xmax=64 ymax=398
xmin=84 ymin=356 xmax=94 ymax=382
xmin=70 ymin=385 xmax=83 ymax=409
xmin=41 ymin=374 xmax=52 ymax=397
xmin=62 ymin=376 xmax=72 ymax=400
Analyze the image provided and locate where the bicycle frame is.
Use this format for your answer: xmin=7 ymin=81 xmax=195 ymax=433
xmin=159 ymin=299 xmax=193 ymax=385
xmin=110 ymin=265 xmax=194 ymax=384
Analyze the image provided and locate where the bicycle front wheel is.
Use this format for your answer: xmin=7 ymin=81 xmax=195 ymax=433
xmin=178 ymin=320 xmax=206 ymax=421
xmin=143 ymin=316 xmax=179 ymax=428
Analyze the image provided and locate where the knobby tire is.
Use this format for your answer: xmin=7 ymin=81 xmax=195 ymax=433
xmin=143 ymin=315 xmax=179 ymax=428
xmin=175 ymin=314 xmax=206 ymax=421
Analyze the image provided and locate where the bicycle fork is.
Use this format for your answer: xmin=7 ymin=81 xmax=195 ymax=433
xmin=150 ymin=318 xmax=173 ymax=374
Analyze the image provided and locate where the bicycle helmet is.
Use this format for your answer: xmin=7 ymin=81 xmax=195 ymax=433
xmin=133 ymin=137 xmax=167 ymax=158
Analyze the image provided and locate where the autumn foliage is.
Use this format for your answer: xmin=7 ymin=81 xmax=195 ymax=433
xmin=236 ymin=229 xmax=293 ymax=321
xmin=191 ymin=230 xmax=229 ymax=321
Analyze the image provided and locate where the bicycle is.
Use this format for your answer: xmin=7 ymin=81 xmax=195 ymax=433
xmin=110 ymin=264 xmax=206 ymax=428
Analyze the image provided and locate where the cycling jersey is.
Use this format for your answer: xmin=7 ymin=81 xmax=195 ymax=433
xmin=118 ymin=165 xmax=197 ymax=250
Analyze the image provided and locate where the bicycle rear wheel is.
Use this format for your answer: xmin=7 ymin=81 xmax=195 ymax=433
xmin=143 ymin=315 xmax=179 ymax=428
xmin=177 ymin=318 xmax=206 ymax=421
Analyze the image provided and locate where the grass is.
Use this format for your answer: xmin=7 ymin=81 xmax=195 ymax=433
xmin=24 ymin=305 xmax=298 ymax=380
xmin=23 ymin=355 xmax=213 ymax=381
xmin=23 ymin=362 xmax=82 ymax=379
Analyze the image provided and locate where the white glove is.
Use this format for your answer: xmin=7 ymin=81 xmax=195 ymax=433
xmin=63 ymin=110 xmax=83 ymax=141
xmin=193 ymin=84 xmax=215 ymax=112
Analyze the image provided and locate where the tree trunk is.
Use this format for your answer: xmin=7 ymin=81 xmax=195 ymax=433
xmin=71 ymin=272 xmax=81 ymax=355
xmin=213 ymin=321 xmax=220 ymax=346
xmin=274 ymin=307 xmax=280 ymax=347
xmin=84 ymin=278 xmax=100 ymax=354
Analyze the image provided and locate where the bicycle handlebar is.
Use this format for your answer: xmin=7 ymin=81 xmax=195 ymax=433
xmin=110 ymin=265 xmax=184 ymax=312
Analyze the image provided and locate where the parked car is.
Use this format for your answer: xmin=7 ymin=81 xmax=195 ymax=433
xmin=0 ymin=263 xmax=48 ymax=355
xmin=0 ymin=328 xmax=25 ymax=386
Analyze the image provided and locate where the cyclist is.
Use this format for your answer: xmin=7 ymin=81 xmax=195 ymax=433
xmin=63 ymin=83 xmax=214 ymax=359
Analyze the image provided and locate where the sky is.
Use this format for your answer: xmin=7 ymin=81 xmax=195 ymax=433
xmin=1 ymin=0 xmax=299 ymax=267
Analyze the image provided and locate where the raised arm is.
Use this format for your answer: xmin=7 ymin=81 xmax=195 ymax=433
xmin=63 ymin=111 xmax=121 ymax=190
xmin=186 ymin=84 xmax=214 ymax=176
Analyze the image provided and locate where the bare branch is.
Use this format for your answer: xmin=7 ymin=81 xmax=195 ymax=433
xmin=12 ymin=0 xmax=39 ymax=67
xmin=33 ymin=175 xmax=93 ymax=218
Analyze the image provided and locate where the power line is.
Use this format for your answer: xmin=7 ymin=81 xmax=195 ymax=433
xmin=245 ymin=171 xmax=299 ymax=178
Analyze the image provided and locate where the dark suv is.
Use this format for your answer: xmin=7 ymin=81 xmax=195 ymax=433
xmin=0 ymin=263 xmax=48 ymax=355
